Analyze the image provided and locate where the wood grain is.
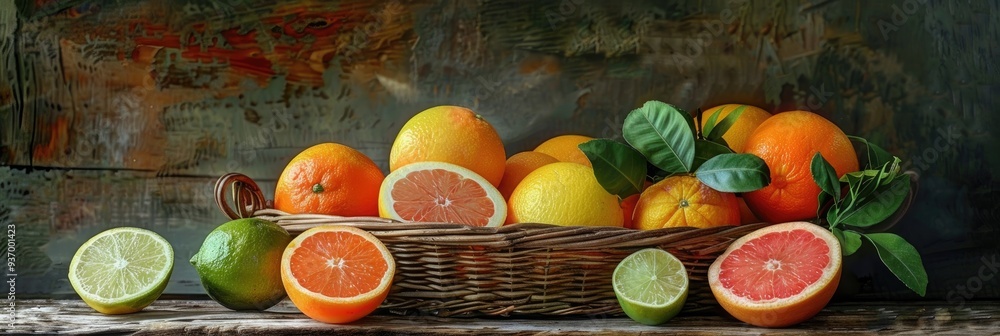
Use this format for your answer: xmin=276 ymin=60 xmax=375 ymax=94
xmin=16 ymin=299 xmax=1000 ymax=335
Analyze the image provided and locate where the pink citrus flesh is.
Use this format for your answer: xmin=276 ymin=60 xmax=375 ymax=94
xmin=708 ymin=222 xmax=841 ymax=327
xmin=379 ymin=162 xmax=506 ymax=227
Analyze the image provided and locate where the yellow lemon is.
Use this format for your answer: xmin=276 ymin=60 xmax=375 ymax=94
xmin=699 ymin=104 xmax=771 ymax=153
xmin=498 ymin=151 xmax=560 ymax=200
xmin=534 ymin=135 xmax=594 ymax=167
xmin=507 ymin=162 xmax=623 ymax=227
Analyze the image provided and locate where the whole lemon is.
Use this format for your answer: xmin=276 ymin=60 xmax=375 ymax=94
xmin=497 ymin=151 xmax=559 ymax=201
xmin=507 ymin=162 xmax=623 ymax=227
xmin=699 ymin=104 xmax=771 ymax=153
xmin=191 ymin=218 xmax=292 ymax=311
xmin=534 ymin=135 xmax=594 ymax=167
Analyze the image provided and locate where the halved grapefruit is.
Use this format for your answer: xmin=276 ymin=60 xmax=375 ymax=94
xmin=379 ymin=161 xmax=507 ymax=227
xmin=281 ymin=225 xmax=395 ymax=324
xmin=708 ymin=222 xmax=842 ymax=327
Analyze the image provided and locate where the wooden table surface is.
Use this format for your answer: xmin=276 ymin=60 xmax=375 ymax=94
xmin=15 ymin=299 xmax=1000 ymax=335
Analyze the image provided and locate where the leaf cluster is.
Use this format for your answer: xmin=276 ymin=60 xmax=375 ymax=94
xmin=579 ymin=101 xmax=770 ymax=199
xmin=811 ymin=137 xmax=925 ymax=296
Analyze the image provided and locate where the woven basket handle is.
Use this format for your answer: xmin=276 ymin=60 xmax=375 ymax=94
xmin=214 ymin=173 xmax=269 ymax=220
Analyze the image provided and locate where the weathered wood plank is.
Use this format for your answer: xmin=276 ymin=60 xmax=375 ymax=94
xmin=14 ymin=299 xmax=1000 ymax=335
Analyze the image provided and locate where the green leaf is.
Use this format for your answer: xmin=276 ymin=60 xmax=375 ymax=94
xmin=707 ymin=105 xmax=748 ymax=142
xmin=831 ymin=228 xmax=863 ymax=256
xmin=623 ymin=101 xmax=696 ymax=174
xmin=862 ymin=170 xmax=885 ymax=197
xmin=849 ymin=135 xmax=894 ymax=170
xmin=827 ymin=201 xmax=841 ymax=227
xmin=680 ymin=106 xmax=697 ymax=134
xmin=879 ymin=157 xmax=902 ymax=182
xmin=811 ymin=153 xmax=841 ymax=201
xmin=856 ymin=159 xmax=899 ymax=202
xmin=579 ymin=139 xmax=648 ymax=198
xmin=695 ymin=153 xmax=770 ymax=193
xmin=817 ymin=191 xmax=831 ymax=218
xmin=842 ymin=169 xmax=881 ymax=211
xmin=840 ymin=170 xmax=873 ymax=183
xmin=701 ymin=106 xmax=726 ymax=138
xmin=839 ymin=175 xmax=911 ymax=228
xmin=864 ymin=233 xmax=928 ymax=296
xmin=692 ymin=139 xmax=734 ymax=171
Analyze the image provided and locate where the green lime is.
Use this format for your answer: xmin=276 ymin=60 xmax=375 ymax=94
xmin=190 ymin=218 xmax=291 ymax=310
xmin=613 ymin=248 xmax=689 ymax=325
xmin=69 ymin=227 xmax=174 ymax=314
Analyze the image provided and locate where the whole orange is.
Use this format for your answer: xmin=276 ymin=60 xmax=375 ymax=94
xmin=621 ymin=180 xmax=653 ymax=229
xmin=498 ymin=151 xmax=559 ymax=200
xmin=620 ymin=194 xmax=640 ymax=229
xmin=534 ymin=135 xmax=594 ymax=167
xmin=633 ymin=175 xmax=740 ymax=230
xmin=389 ymin=106 xmax=506 ymax=186
xmin=274 ymin=143 xmax=384 ymax=216
xmin=737 ymin=197 xmax=760 ymax=225
xmin=699 ymin=104 xmax=771 ymax=153
xmin=743 ymin=111 xmax=859 ymax=223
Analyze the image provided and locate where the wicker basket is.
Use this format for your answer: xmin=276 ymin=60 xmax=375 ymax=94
xmin=213 ymin=171 xmax=918 ymax=317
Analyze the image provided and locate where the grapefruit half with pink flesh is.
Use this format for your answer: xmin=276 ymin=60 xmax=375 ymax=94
xmin=379 ymin=162 xmax=507 ymax=227
xmin=708 ymin=222 xmax=842 ymax=327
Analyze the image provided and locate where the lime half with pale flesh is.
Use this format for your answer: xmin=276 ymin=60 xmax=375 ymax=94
xmin=613 ymin=248 xmax=689 ymax=325
xmin=69 ymin=227 xmax=174 ymax=314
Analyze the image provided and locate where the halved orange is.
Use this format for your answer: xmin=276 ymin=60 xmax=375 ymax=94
xmin=708 ymin=222 xmax=841 ymax=327
xmin=379 ymin=161 xmax=507 ymax=227
xmin=280 ymin=226 xmax=395 ymax=324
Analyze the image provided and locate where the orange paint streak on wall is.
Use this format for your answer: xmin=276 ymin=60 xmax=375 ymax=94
xmin=131 ymin=23 xmax=276 ymax=82
xmin=123 ymin=4 xmax=374 ymax=87
xmin=33 ymin=117 xmax=69 ymax=161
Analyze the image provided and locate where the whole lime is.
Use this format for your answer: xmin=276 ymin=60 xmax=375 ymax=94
xmin=191 ymin=218 xmax=292 ymax=310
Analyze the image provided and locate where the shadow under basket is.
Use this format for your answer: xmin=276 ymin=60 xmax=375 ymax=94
xmin=213 ymin=171 xmax=919 ymax=318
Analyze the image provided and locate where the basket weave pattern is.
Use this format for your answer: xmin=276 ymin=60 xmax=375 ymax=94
xmin=215 ymin=173 xmax=769 ymax=317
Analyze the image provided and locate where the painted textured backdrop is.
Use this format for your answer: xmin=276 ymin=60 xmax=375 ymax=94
xmin=1 ymin=0 xmax=998 ymax=302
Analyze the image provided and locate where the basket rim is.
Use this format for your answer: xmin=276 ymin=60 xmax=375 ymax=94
xmin=213 ymin=171 xmax=919 ymax=235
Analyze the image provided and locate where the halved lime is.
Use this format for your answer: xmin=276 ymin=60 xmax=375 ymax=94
xmin=68 ymin=227 xmax=174 ymax=314
xmin=613 ymin=248 xmax=689 ymax=325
